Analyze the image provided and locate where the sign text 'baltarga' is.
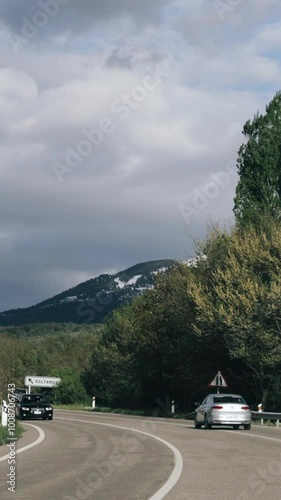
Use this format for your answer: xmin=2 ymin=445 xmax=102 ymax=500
xmin=24 ymin=376 xmax=61 ymax=388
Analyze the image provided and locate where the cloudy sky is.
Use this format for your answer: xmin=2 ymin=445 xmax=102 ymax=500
xmin=0 ymin=0 xmax=280 ymax=310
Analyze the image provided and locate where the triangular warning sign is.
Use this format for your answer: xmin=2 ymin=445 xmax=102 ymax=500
xmin=208 ymin=371 xmax=228 ymax=387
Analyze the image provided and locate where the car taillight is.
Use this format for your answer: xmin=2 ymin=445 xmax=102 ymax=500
xmin=212 ymin=405 xmax=223 ymax=410
xmin=241 ymin=406 xmax=250 ymax=410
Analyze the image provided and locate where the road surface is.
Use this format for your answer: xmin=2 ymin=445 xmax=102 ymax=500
xmin=0 ymin=410 xmax=280 ymax=499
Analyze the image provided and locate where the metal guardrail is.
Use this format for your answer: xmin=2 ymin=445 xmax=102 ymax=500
xmin=185 ymin=410 xmax=281 ymax=427
xmin=184 ymin=411 xmax=195 ymax=420
xmin=251 ymin=411 xmax=281 ymax=427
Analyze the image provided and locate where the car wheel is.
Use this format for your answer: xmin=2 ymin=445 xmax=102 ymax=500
xmin=244 ymin=423 xmax=251 ymax=430
xmin=233 ymin=425 xmax=239 ymax=430
xmin=204 ymin=415 xmax=212 ymax=429
xmin=194 ymin=418 xmax=202 ymax=429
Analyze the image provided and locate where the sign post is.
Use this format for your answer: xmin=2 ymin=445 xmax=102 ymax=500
xmin=258 ymin=403 xmax=263 ymax=426
xmin=24 ymin=376 xmax=61 ymax=390
xmin=1 ymin=401 xmax=8 ymax=427
xmin=208 ymin=371 xmax=228 ymax=393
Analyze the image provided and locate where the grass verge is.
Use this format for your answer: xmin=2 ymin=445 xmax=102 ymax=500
xmin=53 ymin=404 xmax=92 ymax=411
xmin=53 ymin=404 xmax=186 ymax=418
xmin=0 ymin=420 xmax=25 ymax=446
xmin=252 ymin=418 xmax=279 ymax=427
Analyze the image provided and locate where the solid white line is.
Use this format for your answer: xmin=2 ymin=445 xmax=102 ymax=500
xmin=0 ymin=423 xmax=45 ymax=462
xmin=56 ymin=416 xmax=183 ymax=500
xmin=224 ymin=429 xmax=281 ymax=443
xmin=148 ymin=439 xmax=183 ymax=500
xmin=56 ymin=410 xmax=281 ymax=437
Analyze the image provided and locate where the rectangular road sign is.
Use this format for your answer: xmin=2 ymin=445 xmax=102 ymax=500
xmin=25 ymin=376 xmax=61 ymax=388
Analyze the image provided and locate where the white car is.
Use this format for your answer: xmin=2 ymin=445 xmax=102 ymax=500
xmin=194 ymin=393 xmax=251 ymax=430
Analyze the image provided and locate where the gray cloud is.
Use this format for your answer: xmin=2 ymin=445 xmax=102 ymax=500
xmin=0 ymin=0 xmax=279 ymax=310
xmin=174 ymin=0 xmax=281 ymax=52
xmin=0 ymin=0 xmax=171 ymax=38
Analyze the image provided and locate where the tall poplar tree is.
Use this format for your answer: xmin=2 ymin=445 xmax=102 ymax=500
xmin=234 ymin=91 xmax=281 ymax=227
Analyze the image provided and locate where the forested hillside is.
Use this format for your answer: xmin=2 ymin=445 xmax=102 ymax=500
xmin=0 ymin=259 xmax=176 ymax=326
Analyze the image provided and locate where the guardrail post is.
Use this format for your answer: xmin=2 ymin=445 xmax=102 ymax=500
xmin=276 ymin=420 xmax=280 ymax=428
xmin=92 ymin=396 xmax=96 ymax=409
xmin=258 ymin=403 xmax=263 ymax=425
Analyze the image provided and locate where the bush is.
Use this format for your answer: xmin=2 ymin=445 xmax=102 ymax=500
xmin=50 ymin=367 xmax=90 ymax=405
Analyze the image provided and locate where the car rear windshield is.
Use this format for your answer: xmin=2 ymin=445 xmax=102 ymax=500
xmin=213 ymin=396 xmax=246 ymax=404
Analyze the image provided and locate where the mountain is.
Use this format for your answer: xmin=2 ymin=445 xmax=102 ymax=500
xmin=0 ymin=259 xmax=178 ymax=326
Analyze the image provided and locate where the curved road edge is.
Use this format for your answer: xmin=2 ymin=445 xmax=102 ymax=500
xmin=0 ymin=424 xmax=45 ymax=463
xmin=56 ymin=415 xmax=183 ymax=500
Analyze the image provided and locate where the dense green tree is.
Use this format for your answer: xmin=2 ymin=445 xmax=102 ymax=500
xmin=50 ymin=367 xmax=89 ymax=405
xmin=234 ymin=91 xmax=281 ymax=227
xmin=190 ymin=222 xmax=281 ymax=407
xmin=84 ymin=263 xmax=232 ymax=410
xmin=83 ymin=340 xmax=138 ymax=408
xmin=0 ymin=327 xmax=100 ymax=403
xmin=0 ymin=335 xmax=26 ymax=399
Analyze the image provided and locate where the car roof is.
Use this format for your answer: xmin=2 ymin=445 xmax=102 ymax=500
xmin=21 ymin=393 xmax=47 ymax=398
xmin=207 ymin=393 xmax=243 ymax=398
xmin=22 ymin=393 xmax=46 ymax=396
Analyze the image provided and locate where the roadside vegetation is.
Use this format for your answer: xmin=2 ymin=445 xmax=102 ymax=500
xmin=0 ymin=420 xmax=24 ymax=446
xmin=1 ymin=92 xmax=281 ymax=413
xmin=53 ymin=404 xmax=186 ymax=418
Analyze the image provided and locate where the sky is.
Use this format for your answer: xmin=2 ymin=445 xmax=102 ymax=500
xmin=0 ymin=0 xmax=281 ymax=310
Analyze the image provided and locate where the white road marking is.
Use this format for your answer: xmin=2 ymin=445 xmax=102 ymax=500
xmin=0 ymin=423 xmax=45 ymax=462
xmin=224 ymin=429 xmax=281 ymax=443
xmin=56 ymin=416 xmax=183 ymax=500
xmin=56 ymin=409 xmax=281 ymax=434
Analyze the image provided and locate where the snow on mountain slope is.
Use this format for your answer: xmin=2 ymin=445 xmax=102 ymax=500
xmin=0 ymin=259 xmax=179 ymax=325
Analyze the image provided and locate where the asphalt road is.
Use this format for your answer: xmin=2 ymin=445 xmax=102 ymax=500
xmin=0 ymin=410 xmax=281 ymax=499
